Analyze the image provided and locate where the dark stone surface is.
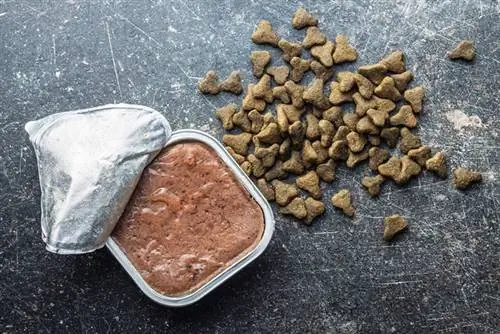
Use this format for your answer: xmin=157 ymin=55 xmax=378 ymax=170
xmin=0 ymin=1 xmax=499 ymax=333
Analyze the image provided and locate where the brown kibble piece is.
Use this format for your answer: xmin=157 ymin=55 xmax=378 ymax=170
xmin=331 ymin=189 xmax=355 ymax=217
xmin=256 ymin=122 xmax=282 ymax=144
xmin=280 ymin=197 xmax=308 ymax=219
xmin=400 ymin=127 xmax=421 ymax=154
xmin=369 ymin=147 xmax=390 ymax=171
xmin=304 ymin=197 xmax=325 ymax=224
xmin=272 ymin=180 xmax=299 ymax=206
xmin=267 ymin=66 xmax=289 ymax=85
xmin=232 ymin=109 xmax=252 ymax=132
xmin=223 ymin=132 xmax=252 ymax=155
xmin=354 ymin=74 xmax=375 ymax=99
xmin=284 ymin=81 xmax=305 ymax=109
xmin=279 ymin=138 xmax=291 ymax=160
xmin=262 ymin=112 xmax=276 ymax=126
xmin=250 ymin=51 xmax=271 ymax=78
xmin=316 ymin=159 xmax=336 ymax=182
xmin=323 ymin=107 xmax=344 ymax=127
xmin=453 ymin=168 xmax=482 ymax=190
xmin=404 ymin=86 xmax=424 ymax=114
xmin=426 ymin=151 xmax=447 ymax=178
xmin=378 ymin=156 xmax=402 ymax=181
xmin=311 ymin=41 xmax=335 ymax=67
xmin=252 ymin=74 xmax=273 ymax=101
xmin=272 ymin=86 xmax=291 ymax=103
xmin=447 ymin=40 xmax=475 ymax=61
xmin=248 ymin=109 xmax=264 ymax=134
xmin=384 ymin=215 xmax=408 ymax=241
xmin=255 ymin=144 xmax=280 ymax=168
xmin=220 ymin=71 xmax=243 ymax=94
xmin=290 ymin=57 xmax=311 ymax=82
xmin=346 ymin=149 xmax=369 ymax=168
xmin=257 ymin=178 xmax=275 ymax=201
xmin=391 ymin=70 xmax=413 ymax=92
xmin=302 ymin=139 xmax=318 ymax=164
xmin=240 ymin=161 xmax=252 ymax=175
xmin=358 ymin=63 xmax=387 ymax=85
xmin=226 ymin=146 xmax=246 ymax=165
xmin=276 ymin=105 xmax=290 ymax=134
xmin=329 ymin=140 xmax=348 ymax=160
xmin=248 ymin=154 xmax=266 ymax=177
xmin=279 ymin=39 xmax=302 ymax=62
xmin=346 ymin=131 xmax=366 ymax=153
xmin=362 ymin=175 xmax=385 ymax=196
xmin=407 ymin=146 xmax=431 ymax=167
xmin=332 ymin=126 xmax=350 ymax=142
xmin=366 ymin=108 xmax=388 ymax=127
xmin=302 ymin=27 xmax=326 ymax=49
xmin=289 ymin=121 xmax=306 ymax=149
xmin=318 ymin=119 xmax=335 ymax=147
xmin=305 ymin=114 xmax=320 ymax=140
xmin=332 ymin=35 xmax=357 ymax=63
xmin=303 ymin=78 xmax=330 ymax=110
xmin=242 ymin=84 xmax=266 ymax=112
xmin=296 ymin=171 xmax=321 ymax=199
xmin=216 ymin=104 xmax=237 ymax=129
xmin=356 ymin=116 xmax=379 ymax=135
xmin=252 ymin=20 xmax=279 ymax=46
xmin=282 ymin=150 xmax=305 ymax=175
xmin=390 ymin=105 xmax=417 ymax=128
xmin=380 ymin=127 xmax=400 ymax=148
xmin=281 ymin=104 xmax=303 ymax=123
xmin=343 ymin=113 xmax=359 ymax=131
xmin=380 ymin=51 xmax=405 ymax=73
xmin=310 ymin=60 xmax=334 ymax=81
xmin=264 ymin=161 xmax=286 ymax=181
xmin=399 ymin=155 xmax=422 ymax=184
xmin=197 ymin=70 xmax=220 ymax=94
xmin=329 ymin=81 xmax=353 ymax=105
xmin=374 ymin=76 xmax=401 ymax=101
xmin=312 ymin=140 xmax=329 ymax=164
xmin=352 ymin=93 xmax=396 ymax=117
xmin=368 ymin=135 xmax=381 ymax=146
xmin=337 ymin=72 xmax=356 ymax=92
xmin=292 ymin=7 xmax=318 ymax=29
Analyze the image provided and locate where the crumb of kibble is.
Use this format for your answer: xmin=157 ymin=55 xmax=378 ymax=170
xmin=267 ymin=66 xmax=289 ymax=85
xmin=304 ymin=197 xmax=325 ymax=224
xmin=223 ymin=132 xmax=253 ymax=155
xmin=255 ymin=143 xmax=279 ymax=168
xmin=331 ymin=189 xmax=355 ymax=217
xmin=426 ymin=151 xmax=447 ymax=178
xmin=329 ymin=81 xmax=353 ymax=105
xmin=407 ymin=146 xmax=431 ymax=167
xmin=302 ymin=26 xmax=326 ymax=49
xmin=358 ymin=63 xmax=387 ymax=85
xmin=316 ymin=159 xmax=336 ymax=182
xmin=356 ymin=116 xmax=379 ymax=135
xmin=252 ymin=20 xmax=280 ymax=46
xmin=447 ymin=40 xmax=476 ymax=61
xmin=391 ymin=70 xmax=413 ymax=92
xmin=219 ymin=71 xmax=243 ymax=94
xmin=280 ymin=197 xmax=308 ymax=219
xmin=232 ymin=109 xmax=252 ymax=132
xmin=374 ymin=76 xmax=401 ymax=101
xmin=383 ymin=215 xmax=408 ymax=241
xmin=346 ymin=131 xmax=367 ymax=153
xmin=390 ymin=105 xmax=417 ymax=128
xmin=226 ymin=146 xmax=246 ymax=165
xmin=369 ymin=147 xmax=390 ymax=171
xmin=361 ymin=174 xmax=385 ymax=196
xmin=403 ymin=86 xmax=424 ymax=113
xmin=453 ymin=167 xmax=482 ymax=190
xmin=284 ymin=80 xmax=305 ymax=108
xmin=329 ymin=140 xmax=348 ymax=161
xmin=399 ymin=127 xmax=421 ymax=154
xmin=282 ymin=150 xmax=305 ymax=175
xmin=197 ymin=70 xmax=220 ymax=94
xmin=257 ymin=178 xmax=275 ymax=201
xmin=366 ymin=108 xmax=388 ymax=127
xmin=279 ymin=39 xmax=303 ymax=62
xmin=296 ymin=171 xmax=321 ymax=199
xmin=292 ymin=7 xmax=318 ymax=29
xmin=311 ymin=41 xmax=335 ymax=67
xmin=332 ymin=35 xmax=357 ymax=64
xmin=255 ymin=122 xmax=282 ymax=144
xmin=310 ymin=60 xmax=334 ymax=81
xmin=290 ymin=57 xmax=311 ymax=82
xmin=273 ymin=180 xmax=299 ymax=206
xmin=380 ymin=50 xmax=405 ymax=74
xmin=216 ymin=103 xmax=237 ymax=130
xmin=346 ymin=149 xmax=369 ymax=168
xmin=303 ymin=78 xmax=330 ymax=110
xmin=242 ymin=84 xmax=266 ymax=112
xmin=250 ymin=51 xmax=271 ymax=78
xmin=248 ymin=154 xmax=265 ymax=177
xmin=380 ymin=127 xmax=400 ymax=148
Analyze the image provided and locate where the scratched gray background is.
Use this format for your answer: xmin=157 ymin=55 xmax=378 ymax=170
xmin=0 ymin=0 xmax=499 ymax=333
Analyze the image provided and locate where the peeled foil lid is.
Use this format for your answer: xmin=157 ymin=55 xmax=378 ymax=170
xmin=25 ymin=104 xmax=172 ymax=254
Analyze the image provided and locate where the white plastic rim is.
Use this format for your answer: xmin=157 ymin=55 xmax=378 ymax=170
xmin=106 ymin=129 xmax=275 ymax=307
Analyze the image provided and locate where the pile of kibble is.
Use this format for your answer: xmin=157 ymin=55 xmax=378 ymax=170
xmin=197 ymin=8 xmax=482 ymax=240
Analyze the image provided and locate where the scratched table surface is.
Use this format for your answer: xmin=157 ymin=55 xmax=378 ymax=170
xmin=1 ymin=0 xmax=499 ymax=333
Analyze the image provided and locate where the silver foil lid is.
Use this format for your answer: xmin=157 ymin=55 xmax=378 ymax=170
xmin=25 ymin=104 xmax=171 ymax=254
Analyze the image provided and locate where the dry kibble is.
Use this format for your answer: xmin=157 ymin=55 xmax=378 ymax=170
xmin=197 ymin=70 xmax=220 ymax=94
xmin=281 ymin=104 xmax=303 ymax=123
xmin=346 ymin=131 xmax=366 ymax=153
xmin=282 ymin=150 xmax=305 ymax=175
xmin=352 ymin=93 xmax=396 ymax=117
xmin=318 ymin=119 xmax=335 ymax=147
xmin=267 ymin=66 xmax=289 ymax=85
xmin=248 ymin=154 xmax=266 ymax=177
xmin=262 ymin=112 xmax=275 ymax=126
xmin=248 ymin=109 xmax=264 ymax=133
xmin=276 ymin=105 xmax=290 ymax=134
xmin=323 ymin=107 xmax=344 ymax=127
xmin=252 ymin=20 xmax=280 ymax=46
xmin=216 ymin=103 xmax=237 ymax=129
xmin=426 ymin=151 xmax=447 ymax=178
xmin=240 ymin=161 xmax=252 ymax=175
xmin=232 ymin=109 xmax=252 ymax=132
xmin=380 ymin=127 xmax=400 ymax=148
xmin=264 ymin=161 xmax=286 ymax=181
xmin=242 ymin=84 xmax=266 ymax=111
xmin=378 ymin=156 xmax=402 ymax=182
xmin=303 ymin=78 xmax=330 ymax=110
xmin=358 ymin=63 xmax=387 ymax=85
xmin=256 ymin=122 xmax=282 ymax=144
xmin=383 ymin=215 xmax=408 ymax=241
xmin=255 ymin=144 xmax=280 ymax=167
xmin=374 ymin=76 xmax=401 ymax=101
xmin=226 ymin=146 xmax=246 ymax=165
xmin=337 ymin=71 xmax=356 ymax=92
xmin=312 ymin=139 xmax=329 ymax=164
xmin=310 ymin=60 xmax=334 ymax=81
xmin=272 ymin=86 xmax=291 ymax=103
xmin=390 ymin=105 xmax=417 ymax=128
xmin=302 ymin=26 xmax=326 ymax=49
xmin=296 ymin=171 xmax=321 ymax=199
xmin=361 ymin=174 xmax=385 ymax=196
xmin=407 ymin=146 xmax=431 ymax=167
xmin=272 ymin=180 xmax=299 ymax=206
xmin=380 ymin=51 xmax=405 ymax=73
xmin=253 ymin=74 xmax=273 ymax=101
xmin=332 ymin=35 xmax=357 ymax=63
xmin=331 ymin=189 xmax=355 ymax=217
xmin=292 ymin=7 xmax=318 ymax=29
xmin=343 ymin=113 xmax=360 ymax=131
xmin=453 ymin=168 xmax=482 ymax=190
xmin=316 ymin=159 xmax=336 ymax=182
xmin=311 ymin=41 xmax=335 ymax=67
xmin=220 ymin=71 xmax=243 ymax=94
xmin=257 ymin=178 xmax=275 ymax=201
xmin=399 ymin=155 xmax=422 ymax=182
xmin=366 ymin=108 xmax=388 ymax=127
xmin=280 ymin=197 xmax=308 ymax=219
xmin=391 ymin=70 xmax=413 ymax=92
xmin=400 ymin=127 xmax=421 ymax=153
xmin=332 ymin=125 xmax=350 ymax=142
xmin=368 ymin=135 xmax=381 ymax=146
xmin=369 ymin=147 xmax=390 ymax=171
xmin=284 ymin=80 xmax=305 ymax=108
xmin=404 ymin=86 xmax=424 ymax=113
xmin=289 ymin=121 xmax=306 ymax=148
xmin=223 ymin=132 xmax=253 ymax=155
xmin=329 ymin=140 xmax=348 ymax=160
xmin=290 ymin=57 xmax=311 ymax=82
xmin=346 ymin=149 xmax=369 ymax=168
xmin=279 ymin=39 xmax=302 ymax=62
xmin=304 ymin=197 xmax=325 ymax=224
xmin=447 ymin=40 xmax=476 ymax=61
xmin=354 ymin=74 xmax=375 ymax=99
xmin=250 ymin=51 xmax=271 ymax=78
xmin=329 ymin=81 xmax=353 ymax=105
xmin=279 ymin=138 xmax=291 ymax=160
xmin=356 ymin=116 xmax=379 ymax=135
xmin=305 ymin=114 xmax=320 ymax=140
xmin=302 ymin=139 xmax=318 ymax=164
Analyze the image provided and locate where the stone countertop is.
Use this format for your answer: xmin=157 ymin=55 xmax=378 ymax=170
xmin=0 ymin=1 xmax=498 ymax=333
